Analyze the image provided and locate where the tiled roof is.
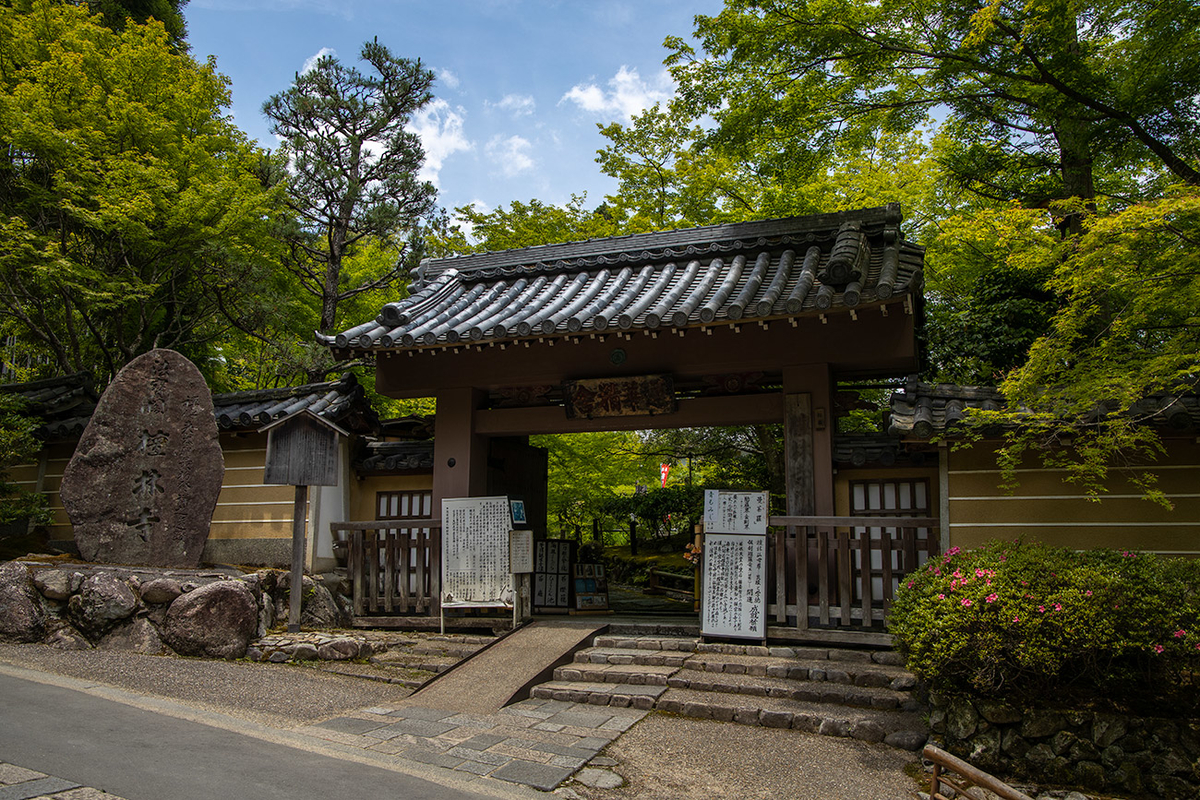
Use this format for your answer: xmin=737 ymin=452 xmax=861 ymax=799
xmin=1 ymin=372 xmax=379 ymax=439
xmin=213 ymin=373 xmax=379 ymax=434
xmin=354 ymin=440 xmax=434 ymax=472
xmin=889 ymin=378 xmax=1200 ymax=438
xmin=832 ymin=434 xmax=932 ymax=467
xmin=322 ymin=205 xmax=924 ymax=354
xmin=0 ymin=372 xmax=98 ymax=440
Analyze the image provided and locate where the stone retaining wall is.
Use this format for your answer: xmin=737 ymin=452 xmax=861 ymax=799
xmin=929 ymin=693 xmax=1200 ymax=799
xmin=0 ymin=559 xmax=350 ymax=659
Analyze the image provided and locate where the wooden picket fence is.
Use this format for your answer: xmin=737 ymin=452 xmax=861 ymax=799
xmin=766 ymin=515 xmax=940 ymax=635
xmin=333 ymin=519 xmax=441 ymax=617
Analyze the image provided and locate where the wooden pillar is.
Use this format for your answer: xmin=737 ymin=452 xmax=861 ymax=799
xmin=432 ymin=387 xmax=489 ymax=509
xmin=783 ymin=365 xmax=834 ymax=516
xmin=288 ymin=484 xmax=308 ymax=633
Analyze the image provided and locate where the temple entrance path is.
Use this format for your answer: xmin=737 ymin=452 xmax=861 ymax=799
xmin=404 ymin=620 xmax=607 ymax=715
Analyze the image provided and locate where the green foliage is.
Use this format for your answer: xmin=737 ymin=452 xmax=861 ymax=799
xmin=262 ymin=39 xmax=438 ymax=361
xmin=889 ymin=541 xmax=1200 ymax=713
xmin=0 ymin=394 xmax=49 ymax=526
xmin=923 ymin=204 xmax=1061 ymax=384
xmin=86 ymin=0 xmax=188 ymax=48
xmin=939 ymin=188 xmax=1200 ymax=499
xmin=601 ymin=485 xmax=705 ymax=540
xmin=531 ymin=431 xmax=659 ymax=539
xmin=0 ymin=1 xmax=284 ymax=383
xmin=434 ymin=194 xmax=625 ymax=256
xmin=634 ymin=426 xmax=785 ymax=503
xmin=668 ymin=0 xmax=1200 ymax=215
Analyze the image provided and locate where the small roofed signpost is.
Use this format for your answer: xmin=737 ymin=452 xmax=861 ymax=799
xmin=260 ymin=409 xmax=348 ymax=632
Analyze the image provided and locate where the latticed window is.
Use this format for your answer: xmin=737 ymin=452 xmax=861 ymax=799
xmin=850 ymin=479 xmax=931 ymax=517
xmin=376 ymin=490 xmax=432 ymax=520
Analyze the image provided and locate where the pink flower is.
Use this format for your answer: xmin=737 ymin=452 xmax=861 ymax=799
xmin=1122 ymin=551 xmax=1135 ymax=558
xmin=986 ymin=593 xmax=998 ymax=603
xmin=938 ymin=594 xmax=945 ymax=600
xmin=1012 ymin=616 xmax=1020 ymax=622
xmin=1084 ymin=590 xmax=1092 ymax=597
xmin=1195 ymin=643 xmax=1200 ymax=651
xmin=975 ymin=569 xmax=986 ymax=578
xmin=1038 ymin=606 xmax=1045 ymax=613
xmin=1175 ymin=629 xmax=1187 ymax=638
xmin=906 ymin=581 xmax=914 ymax=589
xmin=1054 ymin=603 xmax=1063 ymax=611
xmin=1153 ymin=644 xmax=1164 ymax=654
xmin=961 ymin=598 xmax=973 ymax=607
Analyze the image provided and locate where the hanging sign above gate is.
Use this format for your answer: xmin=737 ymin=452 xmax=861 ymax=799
xmin=563 ymin=375 xmax=675 ymax=419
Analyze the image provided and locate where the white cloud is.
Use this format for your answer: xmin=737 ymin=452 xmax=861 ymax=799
xmin=438 ymin=68 xmax=460 ymax=89
xmin=300 ymin=47 xmax=337 ymax=74
xmin=485 ymin=135 xmax=535 ymax=178
xmin=560 ymin=65 xmax=674 ymax=121
xmin=407 ymin=99 xmax=473 ymax=187
xmin=487 ymin=94 xmax=536 ymax=117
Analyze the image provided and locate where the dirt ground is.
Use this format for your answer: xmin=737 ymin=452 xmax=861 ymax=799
xmin=567 ymin=713 xmax=921 ymax=800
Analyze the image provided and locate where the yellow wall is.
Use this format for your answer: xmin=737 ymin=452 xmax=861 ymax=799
xmin=209 ymin=433 xmax=294 ymax=541
xmin=947 ymin=439 xmax=1200 ymax=555
xmin=11 ymin=441 xmax=76 ymax=541
xmin=350 ymin=473 xmax=434 ymax=521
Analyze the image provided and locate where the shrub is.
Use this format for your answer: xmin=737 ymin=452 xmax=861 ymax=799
xmin=888 ymin=540 xmax=1200 ymax=713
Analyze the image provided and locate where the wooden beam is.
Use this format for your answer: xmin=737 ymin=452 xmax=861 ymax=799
xmin=474 ymin=393 xmax=786 ymax=435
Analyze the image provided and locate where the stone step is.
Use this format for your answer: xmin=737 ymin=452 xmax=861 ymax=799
xmin=592 ymin=635 xmax=700 ymax=652
xmin=554 ymin=663 xmax=678 ymax=686
xmin=368 ymin=651 xmax=460 ymax=673
xmin=530 ymin=680 xmax=668 ymax=709
xmin=665 ymin=668 xmax=920 ymax=712
xmin=694 ymin=641 xmax=904 ymax=667
xmin=573 ymin=647 xmax=692 ymax=668
xmin=657 ymin=687 xmax=928 ymax=751
xmin=681 ymin=653 xmax=917 ymax=691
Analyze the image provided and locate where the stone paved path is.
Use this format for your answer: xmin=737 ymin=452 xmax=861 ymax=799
xmin=0 ymin=762 xmax=126 ymax=800
xmin=297 ymin=697 xmax=647 ymax=791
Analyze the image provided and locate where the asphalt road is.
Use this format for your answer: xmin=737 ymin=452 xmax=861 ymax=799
xmin=0 ymin=669 xmax=532 ymax=800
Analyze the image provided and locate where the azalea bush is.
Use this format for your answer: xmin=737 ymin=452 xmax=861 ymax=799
xmin=888 ymin=540 xmax=1200 ymax=713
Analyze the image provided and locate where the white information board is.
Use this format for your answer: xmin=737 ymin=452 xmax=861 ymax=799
xmin=509 ymin=530 xmax=534 ymax=574
xmin=441 ymin=496 xmax=512 ymax=604
xmin=701 ymin=532 xmax=768 ymax=640
xmin=704 ymin=490 xmax=769 ymax=535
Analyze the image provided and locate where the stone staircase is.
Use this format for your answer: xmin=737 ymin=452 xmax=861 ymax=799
xmin=529 ymin=633 xmax=928 ymax=751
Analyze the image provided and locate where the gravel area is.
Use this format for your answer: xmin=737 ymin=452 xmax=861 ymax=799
xmin=0 ymin=643 xmax=412 ymax=727
xmin=568 ymin=713 xmax=920 ymax=800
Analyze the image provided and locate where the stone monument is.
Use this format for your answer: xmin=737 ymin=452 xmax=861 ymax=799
xmin=60 ymin=349 xmax=224 ymax=567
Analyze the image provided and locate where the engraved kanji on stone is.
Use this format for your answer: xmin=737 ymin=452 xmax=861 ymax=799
xmin=130 ymin=508 xmax=160 ymax=542
xmin=133 ymin=469 xmax=164 ymax=500
xmin=139 ymin=430 xmax=169 ymax=456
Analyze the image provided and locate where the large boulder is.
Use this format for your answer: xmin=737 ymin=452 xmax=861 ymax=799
xmin=68 ymin=573 xmax=138 ymax=638
xmin=31 ymin=569 xmax=82 ymax=601
xmin=0 ymin=561 xmax=45 ymax=642
xmin=59 ymin=349 xmax=224 ymax=568
xmin=100 ymin=617 xmax=166 ymax=654
xmin=162 ymin=580 xmax=257 ymax=659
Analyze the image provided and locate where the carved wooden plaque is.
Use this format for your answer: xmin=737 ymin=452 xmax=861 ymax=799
xmin=562 ymin=375 xmax=675 ymax=419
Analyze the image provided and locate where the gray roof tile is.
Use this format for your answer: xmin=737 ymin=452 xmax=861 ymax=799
xmin=324 ymin=205 xmax=924 ymax=354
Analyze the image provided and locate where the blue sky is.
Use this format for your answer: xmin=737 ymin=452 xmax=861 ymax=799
xmin=185 ymin=1 xmax=724 ymax=219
